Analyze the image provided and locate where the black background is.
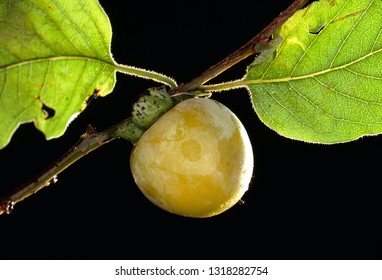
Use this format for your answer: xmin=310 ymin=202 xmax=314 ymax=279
xmin=1 ymin=0 xmax=381 ymax=260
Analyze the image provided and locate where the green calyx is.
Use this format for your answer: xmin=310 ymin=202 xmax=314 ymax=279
xmin=115 ymin=86 xmax=175 ymax=143
xmin=132 ymin=86 xmax=175 ymax=129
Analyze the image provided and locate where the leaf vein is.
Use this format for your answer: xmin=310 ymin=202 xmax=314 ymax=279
xmin=289 ymin=0 xmax=349 ymax=76
xmin=79 ymin=0 xmax=109 ymax=55
xmin=330 ymin=0 xmax=374 ymax=68
xmin=0 ymin=55 xmax=116 ymax=72
xmin=0 ymin=20 xmax=56 ymax=55
xmin=51 ymin=0 xmax=98 ymax=56
xmin=0 ymin=46 xmax=21 ymax=60
xmin=246 ymin=45 xmax=382 ymax=85
xmin=24 ymin=0 xmax=82 ymax=54
xmin=344 ymin=66 xmax=382 ymax=80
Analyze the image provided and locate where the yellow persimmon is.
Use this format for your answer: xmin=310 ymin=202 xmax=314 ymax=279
xmin=130 ymin=98 xmax=254 ymax=217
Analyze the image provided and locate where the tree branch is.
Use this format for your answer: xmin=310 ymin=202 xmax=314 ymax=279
xmin=171 ymin=0 xmax=309 ymax=94
xmin=0 ymin=118 xmax=133 ymax=215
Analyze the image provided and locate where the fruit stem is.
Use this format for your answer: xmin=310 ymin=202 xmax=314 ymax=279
xmin=0 ymin=118 xmax=134 ymax=215
xmin=114 ymin=63 xmax=178 ymax=88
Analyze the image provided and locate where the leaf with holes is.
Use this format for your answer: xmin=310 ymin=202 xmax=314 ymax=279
xmin=245 ymin=0 xmax=382 ymax=143
xmin=0 ymin=0 xmax=116 ymax=149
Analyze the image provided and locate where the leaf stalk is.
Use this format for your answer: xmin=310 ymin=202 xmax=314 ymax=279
xmin=114 ymin=64 xmax=177 ymax=88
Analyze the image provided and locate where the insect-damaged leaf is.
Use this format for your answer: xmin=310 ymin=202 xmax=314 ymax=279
xmin=0 ymin=0 xmax=116 ymax=149
xmin=246 ymin=0 xmax=382 ymax=143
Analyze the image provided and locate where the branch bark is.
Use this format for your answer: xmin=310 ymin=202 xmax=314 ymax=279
xmin=171 ymin=0 xmax=309 ymax=94
xmin=0 ymin=118 xmax=132 ymax=215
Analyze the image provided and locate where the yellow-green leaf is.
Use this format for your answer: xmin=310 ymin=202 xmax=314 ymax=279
xmin=246 ymin=0 xmax=382 ymax=143
xmin=0 ymin=0 xmax=116 ymax=149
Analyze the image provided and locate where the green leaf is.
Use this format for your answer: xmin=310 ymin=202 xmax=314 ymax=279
xmin=0 ymin=0 xmax=116 ymax=149
xmin=245 ymin=0 xmax=382 ymax=143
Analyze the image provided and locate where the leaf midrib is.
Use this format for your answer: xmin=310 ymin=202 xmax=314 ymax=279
xmin=245 ymin=46 xmax=382 ymax=85
xmin=0 ymin=55 xmax=116 ymax=72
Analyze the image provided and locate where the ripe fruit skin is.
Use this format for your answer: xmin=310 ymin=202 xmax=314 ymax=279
xmin=130 ymin=98 xmax=254 ymax=218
